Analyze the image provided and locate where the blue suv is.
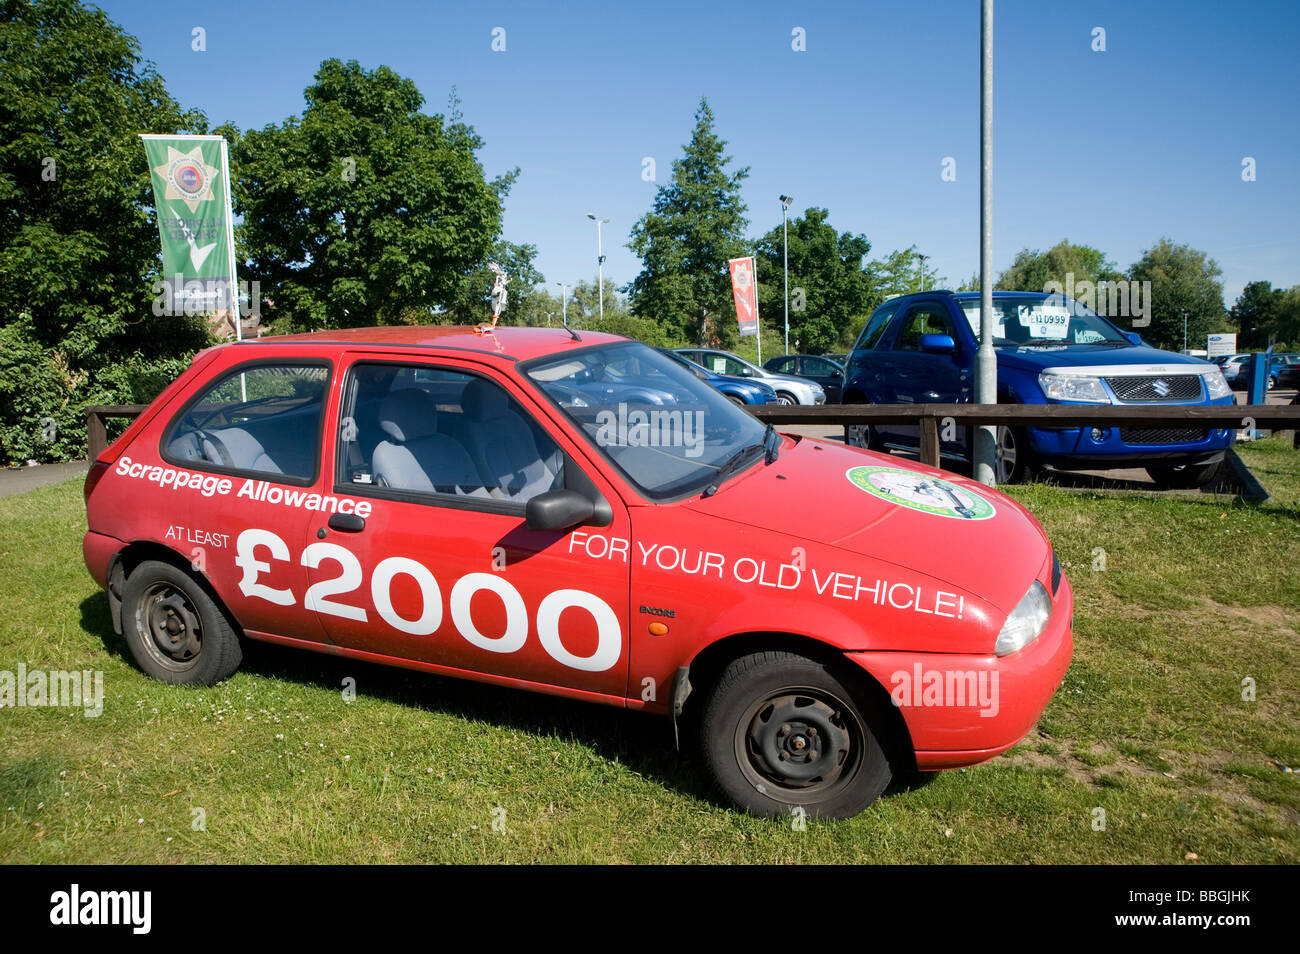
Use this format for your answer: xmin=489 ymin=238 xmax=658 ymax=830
xmin=841 ymin=291 xmax=1237 ymax=487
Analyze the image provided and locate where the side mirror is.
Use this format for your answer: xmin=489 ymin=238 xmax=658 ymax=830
xmin=1123 ymin=332 xmax=1142 ymax=345
xmin=526 ymin=489 xmax=596 ymax=532
xmin=919 ymin=333 xmax=956 ymax=355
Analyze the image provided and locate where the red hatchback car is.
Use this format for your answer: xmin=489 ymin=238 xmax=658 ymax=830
xmin=84 ymin=326 xmax=1073 ymax=819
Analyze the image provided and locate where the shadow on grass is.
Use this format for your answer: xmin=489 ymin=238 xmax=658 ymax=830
xmin=77 ymin=591 xmax=925 ymax=816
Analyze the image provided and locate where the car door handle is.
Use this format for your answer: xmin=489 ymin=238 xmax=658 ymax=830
xmin=328 ymin=513 xmax=366 ymax=533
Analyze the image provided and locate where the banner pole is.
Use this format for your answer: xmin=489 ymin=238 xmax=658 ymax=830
xmin=220 ymin=138 xmax=241 ymax=343
xmin=753 ymin=256 xmax=761 ymax=366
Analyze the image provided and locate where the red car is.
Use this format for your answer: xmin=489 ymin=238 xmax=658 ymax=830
xmin=83 ymin=327 xmax=1073 ymax=819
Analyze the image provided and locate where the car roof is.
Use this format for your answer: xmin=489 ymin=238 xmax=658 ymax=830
xmin=222 ymin=325 xmax=626 ymax=362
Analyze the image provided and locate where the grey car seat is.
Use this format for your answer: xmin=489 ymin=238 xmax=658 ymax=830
xmin=371 ymin=389 xmax=483 ymax=495
xmin=457 ymin=378 xmax=562 ymax=502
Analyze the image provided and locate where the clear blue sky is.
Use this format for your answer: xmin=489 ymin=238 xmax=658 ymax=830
xmin=100 ymin=0 xmax=1300 ymax=305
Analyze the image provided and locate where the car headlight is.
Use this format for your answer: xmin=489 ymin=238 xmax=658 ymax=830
xmin=995 ymin=580 xmax=1052 ymax=656
xmin=1204 ymin=368 xmax=1232 ymax=399
xmin=1039 ymin=372 xmax=1110 ymax=403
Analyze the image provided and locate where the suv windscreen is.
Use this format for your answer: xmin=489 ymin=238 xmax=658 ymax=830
xmin=524 ymin=342 xmax=768 ymax=499
xmin=958 ymin=296 xmax=1130 ymax=347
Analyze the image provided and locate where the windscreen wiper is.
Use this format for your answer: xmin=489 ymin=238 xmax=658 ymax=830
xmin=702 ymin=441 xmax=764 ymax=497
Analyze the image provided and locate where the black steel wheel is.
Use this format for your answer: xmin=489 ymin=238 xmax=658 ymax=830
xmin=700 ymin=651 xmax=895 ymax=819
xmin=121 ymin=560 xmax=242 ymax=685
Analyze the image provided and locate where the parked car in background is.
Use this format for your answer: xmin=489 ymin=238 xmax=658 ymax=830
xmin=673 ymin=348 xmax=826 ymax=405
xmin=1276 ymin=358 xmax=1300 ymax=390
xmin=762 ymin=354 xmax=845 ymax=403
xmin=658 ymin=349 xmax=777 ymax=405
xmin=1270 ymin=354 xmax=1300 ymax=390
xmin=841 ymin=291 xmax=1236 ymax=488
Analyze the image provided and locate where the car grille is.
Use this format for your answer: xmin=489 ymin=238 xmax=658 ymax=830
xmin=1120 ymin=427 xmax=1209 ymax=445
xmin=1105 ymin=374 xmax=1203 ymax=402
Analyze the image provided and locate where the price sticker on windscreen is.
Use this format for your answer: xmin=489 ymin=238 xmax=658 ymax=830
xmin=1018 ymin=304 xmax=1071 ymax=339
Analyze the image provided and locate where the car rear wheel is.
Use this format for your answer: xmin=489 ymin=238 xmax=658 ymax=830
xmin=700 ymin=651 xmax=895 ymax=820
xmin=1145 ymin=459 xmax=1222 ymax=489
xmin=121 ymin=560 xmax=243 ymax=685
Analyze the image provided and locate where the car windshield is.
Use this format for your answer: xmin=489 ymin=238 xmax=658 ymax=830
xmin=958 ymin=296 xmax=1130 ymax=348
xmin=524 ymin=341 xmax=769 ymax=499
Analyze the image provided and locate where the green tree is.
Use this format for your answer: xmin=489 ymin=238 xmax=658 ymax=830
xmin=0 ymin=0 xmax=211 ymax=464
xmin=627 ymin=99 xmax=750 ymax=346
xmin=230 ymin=62 xmax=511 ymax=331
xmin=1126 ymin=238 xmax=1227 ymax=352
xmin=865 ymin=245 xmax=947 ymax=300
xmin=754 ymin=207 xmax=874 ymax=354
xmin=1231 ymin=281 xmax=1282 ymax=350
xmin=996 ymin=240 xmax=1121 ymax=292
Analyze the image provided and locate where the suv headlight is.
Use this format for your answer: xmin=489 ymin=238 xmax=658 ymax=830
xmin=1039 ymin=372 xmax=1109 ymax=403
xmin=995 ymin=580 xmax=1052 ymax=656
xmin=1204 ymin=368 xmax=1232 ymax=399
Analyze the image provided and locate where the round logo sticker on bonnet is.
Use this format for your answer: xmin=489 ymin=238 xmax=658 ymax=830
xmin=846 ymin=465 xmax=996 ymax=520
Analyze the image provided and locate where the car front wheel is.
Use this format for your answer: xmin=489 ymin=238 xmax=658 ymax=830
xmin=1146 ymin=459 xmax=1222 ymax=489
xmin=995 ymin=426 xmax=1036 ymax=484
xmin=700 ymin=651 xmax=895 ymax=820
xmin=774 ymin=392 xmax=796 ymax=406
xmin=121 ymin=560 xmax=243 ymax=685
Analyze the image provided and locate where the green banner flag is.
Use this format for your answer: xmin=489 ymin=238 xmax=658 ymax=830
xmin=140 ymin=134 xmax=238 ymax=323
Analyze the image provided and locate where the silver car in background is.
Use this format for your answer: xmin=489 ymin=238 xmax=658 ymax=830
xmin=673 ymin=348 xmax=827 ymax=406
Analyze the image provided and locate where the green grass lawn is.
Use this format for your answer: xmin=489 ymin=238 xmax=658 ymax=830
xmin=2 ymin=439 xmax=1298 ymax=863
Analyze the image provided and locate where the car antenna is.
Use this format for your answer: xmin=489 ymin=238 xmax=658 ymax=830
xmin=562 ymin=311 xmax=581 ymax=342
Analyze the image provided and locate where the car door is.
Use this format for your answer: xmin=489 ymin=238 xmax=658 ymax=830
xmin=876 ymin=301 xmax=970 ymax=451
xmin=302 ymin=353 xmax=633 ymax=700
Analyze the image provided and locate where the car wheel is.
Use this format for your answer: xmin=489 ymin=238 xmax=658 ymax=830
xmin=773 ymin=391 xmax=796 ymax=406
xmin=726 ymin=394 xmax=746 ymax=407
xmin=846 ymin=423 xmax=883 ymax=451
xmin=700 ymin=651 xmax=895 ymax=820
xmin=1145 ymin=459 xmax=1222 ymax=489
xmin=995 ymin=426 xmax=1036 ymax=484
xmin=121 ymin=560 xmax=243 ymax=685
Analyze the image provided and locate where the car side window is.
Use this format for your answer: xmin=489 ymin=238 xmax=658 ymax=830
xmin=163 ymin=363 xmax=329 ymax=481
xmin=721 ymin=357 xmax=749 ymax=376
xmin=805 ymin=358 xmax=837 ymax=375
xmin=338 ymin=362 xmax=563 ymax=506
xmin=770 ymin=357 xmax=795 ymax=374
xmin=854 ymin=304 xmax=898 ymax=352
xmin=892 ymin=304 xmax=956 ymax=352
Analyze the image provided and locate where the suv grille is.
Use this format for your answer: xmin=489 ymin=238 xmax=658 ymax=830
xmin=1105 ymin=374 xmax=1203 ymax=402
xmin=1120 ymin=427 xmax=1209 ymax=445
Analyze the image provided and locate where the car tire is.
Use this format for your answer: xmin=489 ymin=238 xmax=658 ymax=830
xmin=726 ymin=394 xmax=746 ymax=407
xmin=846 ymin=423 xmax=884 ymax=451
xmin=995 ymin=426 xmax=1037 ymax=484
xmin=774 ymin=392 xmax=796 ymax=406
xmin=121 ymin=560 xmax=243 ymax=686
xmin=699 ymin=651 xmax=895 ymax=820
xmin=1145 ymin=459 xmax=1222 ymax=490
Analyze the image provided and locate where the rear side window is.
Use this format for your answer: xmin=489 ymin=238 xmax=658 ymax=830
xmin=163 ymin=363 xmax=329 ymax=482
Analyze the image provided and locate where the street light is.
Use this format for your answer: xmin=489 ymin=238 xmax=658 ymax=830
xmin=587 ymin=213 xmax=609 ymax=323
xmin=779 ymin=195 xmax=792 ymax=356
xmin=555 ymin=281 xmax=569 ymax=328
xmin=917 ymin=253 xmax=929 ymax=291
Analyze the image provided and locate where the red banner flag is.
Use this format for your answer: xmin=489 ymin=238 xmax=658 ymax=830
xmin=728 ymin=257 xmax=759 ymax=338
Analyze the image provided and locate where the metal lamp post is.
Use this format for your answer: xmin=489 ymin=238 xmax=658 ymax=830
xmin=587 ymin=213 xmax=609 ymax=323
xmin=555 ymin=282 xmax=569 ymax=328
xmin=973 ymin=0 xmax=998 ymax=486
xmin=779 ymin=195 xmax=792 ymax=355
